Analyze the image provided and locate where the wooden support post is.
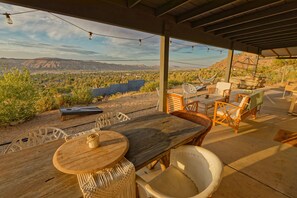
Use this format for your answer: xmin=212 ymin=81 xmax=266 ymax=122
xmin=253 ymin=55 xmax=259 ymax=77
xmin=225 ymin=49 xmax=234 ymax=82
xmin=159 ymin=34 xmax=170 ymax=112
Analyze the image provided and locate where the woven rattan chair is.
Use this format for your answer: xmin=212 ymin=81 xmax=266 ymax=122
xmin=171 ymin=111 xmax=212 ymax=146
xmin=137 ymin=145 xmax=223 ymax=198
xmin=4 ymin=127 xmax=67 ymax=154
xmin=95 ymin=112 xmax=130 ymax=129
xmin=66 ymin=131 xmax=136 ymax=198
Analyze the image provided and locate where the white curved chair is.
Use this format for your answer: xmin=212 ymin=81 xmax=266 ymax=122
xmin=4 ymin=127 xmax=67 ymax=154
xmin=182 ymin=83 xmax=198 ymax=104
xmin=95 ymin=112 xmax=130 ymax=129
xmin=137 ymin=145 xmax=223 ymax=198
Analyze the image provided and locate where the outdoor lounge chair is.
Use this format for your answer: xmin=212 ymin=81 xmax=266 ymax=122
xmin=213 ymin=90 xmax=264 ymax=133
xmin=136 ymin=145 xmax=223 ymax=198
xmin=95 ymin=112 xmax=130 ymax=129
xmin=167 ymin=93 xmax=199 ymax=113
xmin=208 ymin=82 xmax=231 ymax=102
xmin=4 ymin=127 xmax=67 ymax=154
xmin=60 ymin=106 xmax=103 ymax=121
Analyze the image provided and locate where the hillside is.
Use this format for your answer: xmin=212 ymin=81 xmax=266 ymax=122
xmin=0 ymin=57 xmax=160 ymax=72
xmin=210 ymin=52 xmax=274 ymax=71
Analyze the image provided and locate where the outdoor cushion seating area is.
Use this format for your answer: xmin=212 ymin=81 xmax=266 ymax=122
xmin=213 ymin=90 xmax=264 ymax=133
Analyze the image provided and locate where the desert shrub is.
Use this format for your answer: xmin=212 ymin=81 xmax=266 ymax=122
xmin=0 ymin=68 xmax=37 ymax=125
xmin=71 ymin=84 xmax=93 ymax=104
xmin=168 ymin=79 xmax=182 ymax=88
xmin=140 ymin=81 xmax=159 ymax=92
xmin=35 ymin=90 xmax=58 ymax=112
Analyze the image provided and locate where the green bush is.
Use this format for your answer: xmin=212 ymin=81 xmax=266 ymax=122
xmin=140 ymin=81 xmax=159 ymax=92
xmin=0 ymin=69 xmax=37 ymax=125
xmin=35 ymin=90 xmax=58 ymax=112
xmin=71 ymin=84 xmax=93 ymax=104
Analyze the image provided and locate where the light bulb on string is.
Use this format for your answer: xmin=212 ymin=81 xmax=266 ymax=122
xmin=89 ymin=32 xmax=93 ymax=40
xmin=139 ymin=39 xmax=142 ymax=46
xmin=4 ymin=13 xmax=13 ymax=25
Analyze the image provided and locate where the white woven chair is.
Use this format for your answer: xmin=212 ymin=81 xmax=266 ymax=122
xmin=137 ymin=145 xmax=223 ymax=198
xmin=95 ymin=112 xmax=130 ymax=129
xmin=66 ymin=131 xmax=136 ymax=198
xmin=182 ymin=83 xmax=198 ymax=104
xmin=4 ymin=127 xmax=67 ymax=154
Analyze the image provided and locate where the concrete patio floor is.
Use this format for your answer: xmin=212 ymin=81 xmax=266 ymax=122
xmin=138 ymin=87 xmax=297 ymax=198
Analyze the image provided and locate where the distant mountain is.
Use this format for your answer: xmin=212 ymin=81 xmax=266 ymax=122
xmin=0 ymin=57 xmax=161 ymax=72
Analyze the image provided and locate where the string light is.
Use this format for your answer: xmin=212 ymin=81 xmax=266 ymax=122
xmin=0 ymin=9 xmax=226 ymax=53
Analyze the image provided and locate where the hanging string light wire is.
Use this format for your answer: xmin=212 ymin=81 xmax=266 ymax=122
xmin=1 ymin=9 xmax=224 ymax=53
xmin=49 ymin=12 xmax=156 ymax=41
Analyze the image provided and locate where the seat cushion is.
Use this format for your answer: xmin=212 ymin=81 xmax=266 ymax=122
xmin=148 ymin=166 xmax=198 ymax=198
xmin=216 ymin=105 xmax=237 ymax=119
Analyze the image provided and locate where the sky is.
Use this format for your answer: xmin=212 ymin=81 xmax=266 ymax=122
xmin=0 ymin=2 xmax=230 ymax=67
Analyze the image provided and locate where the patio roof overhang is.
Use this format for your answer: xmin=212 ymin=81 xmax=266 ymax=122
xmin=1 ymin=0 xmax=294 ymax=56
xmin=2 ymin=0 xmax=296 ymax=110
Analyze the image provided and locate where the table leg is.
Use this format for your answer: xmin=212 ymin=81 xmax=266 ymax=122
xmin=160 ymin=152 xmax=170 ymax=171
xmin=288 ymin=96 xmax=297 ymax=113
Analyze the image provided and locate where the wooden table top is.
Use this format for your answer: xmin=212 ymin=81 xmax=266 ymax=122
xmin=105 ymin=111 xmax=206 ymax=170
xmin=53 ymin=131 xmax=129 ymax=174
xmin=0 ymin=139 xmax=82 ymax=198
xmin=0 ymin=111 xmax=205 ymax=197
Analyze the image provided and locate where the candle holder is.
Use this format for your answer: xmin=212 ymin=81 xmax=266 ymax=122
xmin=86 ymin=133 xmax=100 ymax=148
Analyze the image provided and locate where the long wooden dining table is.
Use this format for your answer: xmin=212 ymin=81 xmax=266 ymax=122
xmin=0 ymin=111 xmax=206 ymax=197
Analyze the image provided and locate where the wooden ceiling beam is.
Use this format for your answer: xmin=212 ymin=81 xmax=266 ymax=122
xmin=176 ymin=0 xmax=236 ymax=24
xmin=235 ymin=27 xmax=297 ymax=42
xmin=206 ymin=1 xmax=297 ymax=32
xmin=238 ymin=32 xmax=297 ymax=43
xmin=247 ymin=38 xmax=297 ymax=46
xmin=191 ymin=0 xmax=280 ymax=28
xmin=233 ymin=28 xmax=297 ymax=41
xmin=223 ymin=18 xmax=297 ymax=38
xmin=155 ymin=0 xmax=190 ymax=17
xmin=214 ymin=11 xmax=297 ymax=35
xmin=260 ymin=42 xmax=297 ymax=50
xmin=127 ymin=0 xmax=141 ymax=8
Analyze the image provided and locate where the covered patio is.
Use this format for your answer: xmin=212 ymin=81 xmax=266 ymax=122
xmin=0 ymin=0 xmax=297 ymax=197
